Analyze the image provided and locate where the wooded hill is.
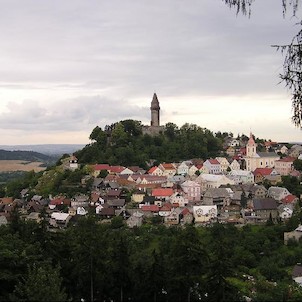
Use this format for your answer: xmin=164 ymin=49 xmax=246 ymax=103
xmin=0 ymin=149 xmax=56 ymax=164
xmin=75 ymin=120 xmax=225 ymax=167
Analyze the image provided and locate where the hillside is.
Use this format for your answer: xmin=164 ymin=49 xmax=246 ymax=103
xmin=0 ymin=149 xmax=56 ymax=164
xmin=75 ymin=120 xmax=224 ymax=166
xmin=0 ymin=144 xmax=85 ymax=156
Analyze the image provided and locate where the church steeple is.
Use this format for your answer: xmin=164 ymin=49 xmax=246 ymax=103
xmin=246 ymin=132 xmax=257 ymax=157
xmin=150 ymin=93 xmax=160 ymax=126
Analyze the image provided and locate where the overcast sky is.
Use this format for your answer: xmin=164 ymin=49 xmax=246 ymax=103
xmin=0 ymin=0 xmax=302 ymax=145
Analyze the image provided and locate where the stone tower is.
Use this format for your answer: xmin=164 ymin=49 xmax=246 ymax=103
xmin=150 ymin=93 xmax=160 ymax=126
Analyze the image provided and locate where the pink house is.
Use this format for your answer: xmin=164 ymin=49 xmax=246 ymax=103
xmin=275 ymin=157 xmax=295 ymax=176
xmin=180 ymin=180 xmax=201 ymax=201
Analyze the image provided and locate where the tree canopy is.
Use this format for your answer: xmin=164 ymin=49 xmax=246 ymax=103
xmin=1 ymin=219 xmax=302 ymax=301
xmin=75 ymin=120 xmax=224 ymax=167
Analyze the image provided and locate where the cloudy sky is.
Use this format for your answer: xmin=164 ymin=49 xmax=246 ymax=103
xmin=0 ymin=0 xmax=302 ymax=145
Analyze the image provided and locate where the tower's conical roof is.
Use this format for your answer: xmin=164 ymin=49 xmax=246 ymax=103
xmin=151 ymin=93 xmax=160 ymax=109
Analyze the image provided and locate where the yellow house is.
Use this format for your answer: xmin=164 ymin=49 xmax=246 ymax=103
xmin=216 ymin=157 xmax=230 ymax=172
xmin=193 ymin=205 xmax=217 ymax=223
xmin=131 ymin=190 xmax=145 ymax=203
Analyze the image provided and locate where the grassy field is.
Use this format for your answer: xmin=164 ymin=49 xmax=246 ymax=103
xmin=0 ymin=160 xmax=46 ymax=172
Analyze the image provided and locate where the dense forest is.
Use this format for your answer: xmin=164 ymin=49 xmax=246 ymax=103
xmin=75 ymin=120 xmax=225 ymax=167
xmin=1 ymin=215 xmax=302 ymax=302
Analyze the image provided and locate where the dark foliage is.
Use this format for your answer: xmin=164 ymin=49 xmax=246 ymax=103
xmin=75 ymin=120 xmax=223 ymax=166
xmin=1 ymin=218 xmax=302 ymax=301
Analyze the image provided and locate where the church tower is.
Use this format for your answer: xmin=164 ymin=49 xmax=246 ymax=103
xmin=246 ymin=132 xmax=257 ymax=157
xmin=150 ymin=93 xmax=160 ymax=126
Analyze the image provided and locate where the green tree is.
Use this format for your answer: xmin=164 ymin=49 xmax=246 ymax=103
xmin=12 ymin=263 xmax=67 ymax=302
xmin=167 ymin=226 xmax=209 ymax=302
xmin=89 ymin=125 xmax=102 ymax=141
xmin=65 ymin=216 xmax=108 ymax=301
xmin=206 ymin=224 xmax=241 ymax=302
xmin=164 ymin=122 xmax=179 ymax=141
xmin=99 ymin=169 xmax=108 ymax=178
xmin=280 ymin=175 xmax=302 ymax=197
xmin=89 ymin=126 xmax=107 ymax=147
xmin=111 ymin=123 xmax=128 ymax=147
xmin=294 ymin=159 xmax=302 ymax=171
xmin=120 ymin=119 xmax=142 ymax=136
xmin=108 ymin=235 xmax=131 ymax=302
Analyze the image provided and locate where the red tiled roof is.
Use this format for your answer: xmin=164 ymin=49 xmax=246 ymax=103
xmin=161 ymin=163 xmax=175 ymax=170
xmin=282 ymin=194 xmax=297 ymax=204
xmin=91 ymin=192 xmax=101 ymax=203
xmin=152 ymin=188 xmax=174 ymax=197
xmin=128 ymin=166 xmax=141 ymax=172
xmin=253 ymin=168 xmax=273 ymax=176
xmin=276 ymin=157 xmax=295 ymax=163
xmin=181 ymin=208 xmax=191 ymax=215
xmin=290 ymin=170 xmax=301 ymax=177
xmin=265 ymin=141 xmax=277 ymax=146
xmin=160 ymin=203 xmax=172 ymax=211
xmin=141 ymin=205 xmax=159 ymax=212
xmin=50 ymin=198 xmax=64 ymax=205
xmin=94 ymin=164 xmax=110 ymax=171
xmin=148 ymin=166 xmax=158 ymax=174
xmin=0 ymin=197 xmax=13 ymax=205
xmin=109 ymin=166 xmax=125 ymax=173
xmin=208 ymin=159 xmax=220 ymax=165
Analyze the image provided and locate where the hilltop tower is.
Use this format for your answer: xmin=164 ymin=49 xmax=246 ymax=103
xmin=142 ymin=93 xmax=164 ymax=136
xmin=150 ymin=93 xmax=160 ymax=126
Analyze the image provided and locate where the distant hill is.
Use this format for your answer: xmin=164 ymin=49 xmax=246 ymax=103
xmin=0 ymin=149 xmax=56 ymax=164
xmin=0 ymin=144 xmax=85 ymax=156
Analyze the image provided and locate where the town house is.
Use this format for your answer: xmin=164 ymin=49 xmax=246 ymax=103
xmin=180 ymin=180 xmax=201 ymax=201
xmin=274 ymin=157 xmax=295 ymax=176
xmin=203 ymin=159 xmax=222 ymax=174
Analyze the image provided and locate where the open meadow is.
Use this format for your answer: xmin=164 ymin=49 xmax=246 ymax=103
xmin=0 ymin=160 xmax=46 ymax=172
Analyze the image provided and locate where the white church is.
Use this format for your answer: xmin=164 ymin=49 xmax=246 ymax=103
xmin=244 ymin=133 xmax=279 ymax=172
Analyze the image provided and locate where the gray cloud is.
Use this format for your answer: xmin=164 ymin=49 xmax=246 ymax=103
xmin=0 ymin=96 xmax=149 ymax=131
xmin=0 ymin=0 xmax=301 ymax=143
